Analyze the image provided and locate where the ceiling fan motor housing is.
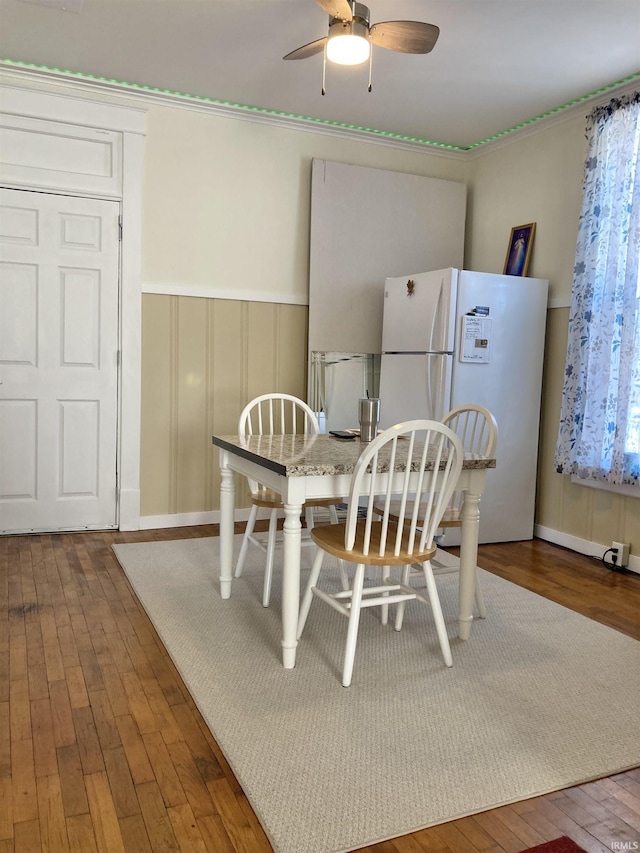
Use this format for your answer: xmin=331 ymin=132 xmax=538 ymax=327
xmin=329 ymin=17 xmax=370 ymax=42
xmin=330 ymin=1 xmax=371 ymax=31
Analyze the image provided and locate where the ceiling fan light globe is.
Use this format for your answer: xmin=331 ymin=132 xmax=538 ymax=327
xmin=327 ymin=33 xmax=371 ymax=65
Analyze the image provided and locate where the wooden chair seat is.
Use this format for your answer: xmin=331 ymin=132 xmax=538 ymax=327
xmin=252 ymin=488 xmax=342 ymax=511
xmin=438 ymin=507 xmax=463 ymax=527
xmin=380 ymin=499 xmax=461 ymax=526
xmin=311 ymin=521 xmax=437 ymax=566
xmin=251 ymin=488 xmax=285 ymax=508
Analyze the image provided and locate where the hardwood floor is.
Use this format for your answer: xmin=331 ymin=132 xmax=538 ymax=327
xmin=1 ymin=529 xmax=639 ymax=852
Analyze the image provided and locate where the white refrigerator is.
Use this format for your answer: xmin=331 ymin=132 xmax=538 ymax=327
xmin=379 ymin=268 xmax=549 ymax=544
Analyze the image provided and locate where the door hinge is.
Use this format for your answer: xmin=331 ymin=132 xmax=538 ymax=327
xmin=118 ymin=216 xmax=123 ymax=241
xmin=116 ymin=349 xmax=121 ymax=367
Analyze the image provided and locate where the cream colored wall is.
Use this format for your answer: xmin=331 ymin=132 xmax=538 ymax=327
xmin=142 ymin=106 xmax=468 ymax=304
xmin=139 ymin=104 xmax=469 ymax=518
xmin=465 ymin=114 xmax=585 ymax=301
xmin=466 ymin=115 xmax=638 ymax=557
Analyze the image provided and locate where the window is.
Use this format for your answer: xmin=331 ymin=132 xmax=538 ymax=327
xmin=555 ymin=92 xmax=640 ymax=491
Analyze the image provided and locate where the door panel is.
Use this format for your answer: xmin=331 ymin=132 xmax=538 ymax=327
xmin=61 ymin=267 xmax=101 ymax=365
xmin=60 ymin=400 xmax=100 ymax=495
xmin=0 ymin=261 xmax=37 ymax=363
xmin=0 ymin=399 xmax=37 ymax=498
xmin=0 ymin=188 xmax=120 ymax=533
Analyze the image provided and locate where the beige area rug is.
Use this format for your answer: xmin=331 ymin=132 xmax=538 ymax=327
xmin=112 ymin=536 xmax=640 ymax=853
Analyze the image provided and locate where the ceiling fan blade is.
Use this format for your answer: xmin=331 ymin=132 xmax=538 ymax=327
xmin=283 ymin=37 xmax=327 ymax=61
xmin=369 ymin=21 xmax=440 ymax=54
xmin=314 ymin=0 xmax=353 ymax=21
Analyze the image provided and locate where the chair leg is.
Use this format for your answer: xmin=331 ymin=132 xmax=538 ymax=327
xmin=422 ymin=561 xmax=453 ymax=667
xmin=342 ymin=563 xmax=365 ymax=687
xmin=474 ymin=568 xmax=487 ymax=618
xmin=394 ymin=564 xmax=412 ymax=632
xmin=297 ymin=547 xmax=325 ymax=638
xmin=328 ymin=504 xmax=349 ymax=591
xmin=380 ymin=565 xmax=390 ymax=625
xmin=235 ymin=503 xmax=258 ymax=578
xmin=262 ymin=509 xmax=279 ymax=607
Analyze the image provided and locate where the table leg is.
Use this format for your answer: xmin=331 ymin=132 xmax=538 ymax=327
xmin=281 ymin=501 xmax=303 ymax=669
xmin=458 ymin=490 xmax=481 ymax=641
xmin=219 ymin=456 xmax=235 ymax=599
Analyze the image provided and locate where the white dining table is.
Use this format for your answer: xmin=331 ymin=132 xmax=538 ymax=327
xmin=212 ymin=432 xmax=496 ymax=669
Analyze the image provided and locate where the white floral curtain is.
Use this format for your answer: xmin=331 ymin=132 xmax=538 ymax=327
xmin=555 ymin=92 xmax=640 ymax=487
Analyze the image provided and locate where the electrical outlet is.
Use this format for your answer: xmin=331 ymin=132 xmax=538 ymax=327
xmin=612 ymin=541 xmax=630 ymax=567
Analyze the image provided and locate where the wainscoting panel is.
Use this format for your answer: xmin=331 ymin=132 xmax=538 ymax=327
xmin=140 ymin=293 xmax=308 ymax=517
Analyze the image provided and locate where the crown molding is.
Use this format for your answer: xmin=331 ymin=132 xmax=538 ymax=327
xmin=0 ymin=63 xmax=467 ymax=159
xmin=1 ymin=62 xmax=638 ymax=159
xmin=464 ymin=77 xmax=640 ymax=159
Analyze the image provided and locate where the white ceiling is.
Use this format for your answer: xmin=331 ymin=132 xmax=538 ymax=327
xmin=1 ymin=0 xmax=639 ymax=148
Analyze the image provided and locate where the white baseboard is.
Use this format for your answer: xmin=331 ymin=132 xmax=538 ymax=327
xmin=118 ymin=488 xmax=141 ymax=531
xmin=534 ymin=524 xmax=640 ymax=575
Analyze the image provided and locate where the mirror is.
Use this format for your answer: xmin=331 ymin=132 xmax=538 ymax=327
xmin=309 ymin=352 xmax=380 ymax=433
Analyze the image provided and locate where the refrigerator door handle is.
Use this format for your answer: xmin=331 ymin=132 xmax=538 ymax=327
xmin=426 ymin=355 xmax=449 ymax=421
xmin=436 ymin=356 xmax=446 ymax=418
xmin=426 ymin=355 xmax=433 ymax=417
xmin=427 ymin=280 xmax=443 ymax=352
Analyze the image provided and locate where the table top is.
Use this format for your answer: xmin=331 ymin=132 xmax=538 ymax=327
xmin=212 ymin=433 xmax=496 ymax=478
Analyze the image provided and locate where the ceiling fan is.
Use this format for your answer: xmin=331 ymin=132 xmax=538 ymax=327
xmin=283 ymin=0 xmax=440 ymax=94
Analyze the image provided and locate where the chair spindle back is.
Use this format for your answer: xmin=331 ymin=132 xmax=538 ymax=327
xmin=345 ymin=420 xmax=463 ymax=559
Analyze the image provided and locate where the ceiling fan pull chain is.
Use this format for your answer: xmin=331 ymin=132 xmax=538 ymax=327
xmin=322 ymin=44 xmax=327 ymax=95
xmin=368 ymin=46 xmax=373 ymax=92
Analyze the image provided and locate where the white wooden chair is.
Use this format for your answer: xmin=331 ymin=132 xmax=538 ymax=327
xmin=440 ymin=404 xmax=498 ymax=523
xmin=434 ymin=404 xmax=497 ymax=617
xmin=296 ymin=420 xmax=463 ymax=687
xmin=373 ymin=404 xmax=497 ymax=618
xmin=434 ymin=403 xmax=498 ymax=619
xmin=234 ymin=393 xmax=345 ymax=607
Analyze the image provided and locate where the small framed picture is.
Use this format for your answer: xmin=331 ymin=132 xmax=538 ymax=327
xmin=503 ymin=222 xmax=536 ymax=276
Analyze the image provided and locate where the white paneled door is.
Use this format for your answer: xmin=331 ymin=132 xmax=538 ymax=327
xmin=0 ymin=188 xmax=120 ymax=533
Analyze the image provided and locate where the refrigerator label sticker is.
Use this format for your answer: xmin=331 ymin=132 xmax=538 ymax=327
xmin=460 ymin=316 xmax=492 ymax=363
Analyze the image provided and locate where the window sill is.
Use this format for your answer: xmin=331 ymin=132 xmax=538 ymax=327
xmin=571 ymin=475 xmax=640 ymax=499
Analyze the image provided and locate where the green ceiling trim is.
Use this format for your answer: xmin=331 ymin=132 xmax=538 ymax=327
xmin=2 ymin=59 xmax=639 ymax=152
xmin=466 ymin=71 xmax=640 ymax=149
